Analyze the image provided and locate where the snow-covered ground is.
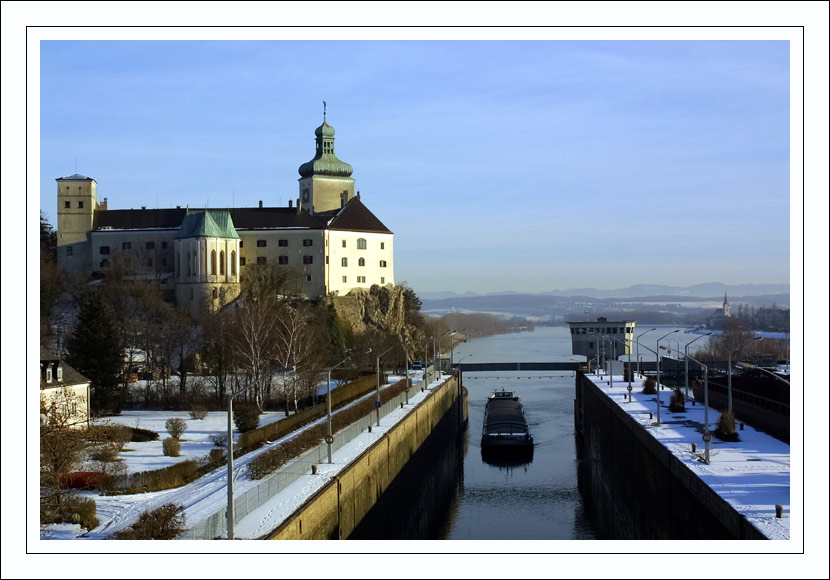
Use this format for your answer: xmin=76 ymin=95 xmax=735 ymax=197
xmin=91 ymin=410 xmax=286 ymax=474
xmin=40 ymin=371 xmax=430 ymax=540
xmin=585 ymin=371 xmax=790 ymax=540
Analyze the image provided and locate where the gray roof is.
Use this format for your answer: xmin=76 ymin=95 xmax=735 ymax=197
xmin=56 ymin=173 xmax=95 ymax=181
xmin=40 ymin=346 xmax=90 ymax=388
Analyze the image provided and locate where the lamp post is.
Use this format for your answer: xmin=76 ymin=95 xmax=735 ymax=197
xmin=587 ymin=330 xmax=612 ymax=385
xmin=685 ymin=352 xmax=711 ymax=464
xmin=401 ymin=341 xmax=411 ymax=405
xmin=609 ymin=336 xmax=633 ymax=389
xmin=448 ymin=329 xmax=466 ymax=370
xmin=375 ymin=345 xmax=397 ymax=427
xmin=226 ymin=380 xmax=256 ymax=540
xmin=727 ymin=332 xmax=763 ymax=414
xmin=655 ymin=330 xmax=680 ymax=425
xmin=226 ymin=368 xmax=290 ymax=540
xmin=683 ymin=332 xmax=712 ymax=399
xmin=326 ymin=355 xmax=352 ymax=464
xmin=635 ymin=328 xmax=657 ymax=378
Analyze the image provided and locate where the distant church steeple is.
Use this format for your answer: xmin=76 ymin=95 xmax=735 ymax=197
xmin=723 ymin=292 xmax=730 ymax=317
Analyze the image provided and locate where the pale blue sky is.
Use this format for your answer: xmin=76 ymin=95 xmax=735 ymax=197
xmin=39 ymin=40 xmax=790 ymax=294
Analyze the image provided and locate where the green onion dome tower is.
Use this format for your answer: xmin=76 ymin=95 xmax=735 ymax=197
xmin=297 ymin=106 xmax=355 ymax=214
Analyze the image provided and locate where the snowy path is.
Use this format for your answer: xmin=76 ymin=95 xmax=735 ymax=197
xmin=67 ymin=373 xmax=423 ymax=540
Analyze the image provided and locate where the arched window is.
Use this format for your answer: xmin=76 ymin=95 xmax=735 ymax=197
xmin=357 ymin=238 xmax=367 ymax=250
xmin=220 ymin=251 xmax=225 ymax=275
xmin=231 ymin=251 xmax=236 ymax=275
xmin=358 ymin=257 xmax=365 ymax=267
xmin=211 ymin=250 xmax=217 ymax=275
xmin=341 ymin=257 xmax=348 ymax=267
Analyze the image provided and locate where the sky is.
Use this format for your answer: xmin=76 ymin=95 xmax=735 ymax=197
xmin=37 ymin=38 xmax=792 ymax=295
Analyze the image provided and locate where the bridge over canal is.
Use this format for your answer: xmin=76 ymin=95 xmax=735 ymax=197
xmin=457 ymin=361 xmax=579 ymax=372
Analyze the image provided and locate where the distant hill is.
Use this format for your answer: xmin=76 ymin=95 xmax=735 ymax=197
xmin=418 ymin=283 xmax=789 ymax=301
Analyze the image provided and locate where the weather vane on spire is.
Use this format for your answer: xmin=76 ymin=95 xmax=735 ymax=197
xmin=323 ymin=100 xmax=327 ymax=121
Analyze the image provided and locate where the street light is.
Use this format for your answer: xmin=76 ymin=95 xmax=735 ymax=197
xmin=685 ymin=352 xmax=712 ymax=464
xmin=448 ymin=329 xmax=467 ymax=370
xmin=226 ymin=368 xmax=291 ymax=540
xmin=375 ymin=344 xmax=397 ymax=427
xmin=726 ymin=331 xmax=763 ymax=414
xmin=635 ymin=328 xmax=657 ymax=378
xmin=587 ymin=330 xmax=613 ymax=388
xmin=735 ymin=361 xmax=791 ymax=386
xmin=326 ymin=349 xmax=371 ymax=464
xmin=401 ymin=341 xmax=411 ymax=405
xmin=683 ymin=332 xmax=712 ymax=399
xmin=655 ymin=330 xmax=680 ymax=425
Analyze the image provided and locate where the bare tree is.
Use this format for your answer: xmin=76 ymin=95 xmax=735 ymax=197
xmin=274 ymin=302 xmax=328 ymax=414
xmin=40 ymin=387 xmax=87 ymax=513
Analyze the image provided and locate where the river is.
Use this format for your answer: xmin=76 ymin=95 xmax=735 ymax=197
xmin=437 ymin=324 xmax=704 ymax=540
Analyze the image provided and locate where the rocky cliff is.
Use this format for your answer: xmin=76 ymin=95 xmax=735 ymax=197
xmin=330 ymin=285 xmax=422 ymax=344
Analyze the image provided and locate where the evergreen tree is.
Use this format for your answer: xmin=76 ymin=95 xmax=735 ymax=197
xmin=66 ymin=292 xmax=125 ymax=414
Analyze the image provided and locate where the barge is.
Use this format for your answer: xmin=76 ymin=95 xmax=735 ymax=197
xmin=480 ymin=390 xmax=534 ymax=463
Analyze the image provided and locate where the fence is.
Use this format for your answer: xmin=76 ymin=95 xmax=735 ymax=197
xmin=178 ymin=372 xmax=440 ymax=540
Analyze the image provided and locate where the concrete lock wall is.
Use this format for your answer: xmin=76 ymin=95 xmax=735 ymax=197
xmin=574 ymin=371 xmax=766 ymax=540
xmin=267 ymin=374 xmax=461 ymax=540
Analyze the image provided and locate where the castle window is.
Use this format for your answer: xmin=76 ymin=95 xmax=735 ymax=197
xmin=342 ymin=276 xmax=347 ymax=283
xmin=325 ymin=256 xmax=329 ymax=264
xmin=212 ymin=288 xmax=218 ymax=299
xmin=257 ymin=257 xmax=267 ymax=265
xmin=240 ymin=257 xmax=246 ymax=266
xmin=211 ymin=250 xmax=217 ymax=275
xmin=161 ymin=258 xmax=168 ymax=268
xmin=146 ymin=241 xmax=155 ymax=250
xmin=341 ymin=257 xmax=348 ymax=267
xmin=100 ymin=246 xmax=110 ymax=255
xmin=239 ymin=240 xmax=243 ymax=248
xmin=306 ymin=274 xmax=312 ymax=282
xmin=46 ymin=368 xmax=52 ymax=383
xmin=380 ymin=260 xmax=387 ymax=268
xmin=257 ymin=240 xmax=266 ymax=247
xmin=162 ymin=241 xmax=168 ymax=249
xmin=146 ymin=258 xmax=153 ymax=267
xmin=279 ymin=256 xmax=288 ymax=265
xmin=357 ymin=276 xmax=366 ymax=283
xmin=66 ymin=247 xmax=73 ymax=257
xmin=64 ymin=201 xmax=70 ymax=208
xmin=219 ymin=251 xmax=225 ymax=275
xmin=100 ymin=259 xmax=109 ymax=268
xmin=279 ymin=239 xmax=288 ymax=247
xmin=381 ymin=277 xmax=385 ymax=284
xmin=303 ymin=256 xmax=313 ymax=265
xmin=303 ymin=239 xmax=313 ymax=247
xmin=122 ymin=242 xmax=131 ymax=250
xmin=357 ymin=238 xmax=367 ymax=250
xmin=380 ymin=242 xmax=385 ymax=250
xmin=78 ymin=201 xmax=84 ymax=209
xmin=231 ymin=251 xmax=236 ymax=275
xmin=342 ymin=240 xmax=347 ymax=248
xmin=358 ymin=258 xmax=365 ymax=267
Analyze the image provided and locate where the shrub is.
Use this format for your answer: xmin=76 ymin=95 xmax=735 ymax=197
xmin=715 ymin=411 xmax=740 ymax=441
xmin=61 ymin=471 xmax=109 ymax=490
xmin=210 ymin=433 xmax=229 ymax=447
xmin=642 ymin=376 xmax=657 ymax=394
xmin=669 ymin=389 xmax=686 ymax=412
xmin=189 ymin=405 xmax=208 ymax=420
xmin=113 ymin=503 xmax=185 ymax=540
xmin=162 ymin=437 xmax=181 ymax=457
xmin=233 ymin=402 xmax=260 ymax=433
xmin=208 ymin=448 xmax=226 ymax=468
xmin=130 ymin=426 xmax=160 ymax=442
xmin=41 ymin=494 xmax=99 ymax=531
xmin=165 ymin=417 xmax=187 ymax=439
xmin=122 ymin=460 xmax=201 ymax=493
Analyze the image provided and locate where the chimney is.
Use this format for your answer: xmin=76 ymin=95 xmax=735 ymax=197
xmin=340 ymin=192 xmax=347 ymax=208
xmin=259 ymin=200 xmax=263 ymax=208
xmin=176 ymin=205 xmax=181 ymax=209
xmin=288 ymin=200 xmax=293 ymax=208
xmin=141 ymin=205 xmax=146 ymax=210
xmin=99 ymin=197 xmax=108 ymax=210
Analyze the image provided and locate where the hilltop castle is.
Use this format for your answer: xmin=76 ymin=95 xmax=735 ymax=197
xmin=55 ymin=115 xmax=395 ymax=316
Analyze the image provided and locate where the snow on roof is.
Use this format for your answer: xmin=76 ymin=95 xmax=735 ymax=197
xmin=585 ymin=372 xmax=790 ymax=540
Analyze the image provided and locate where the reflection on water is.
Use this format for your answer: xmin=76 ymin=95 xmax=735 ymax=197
xmin=439 ymin=326 xmax=597 ymax=540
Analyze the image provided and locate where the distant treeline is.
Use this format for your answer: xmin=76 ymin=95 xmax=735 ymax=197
xmin=438 ymin=312 xmax=535 ymax=338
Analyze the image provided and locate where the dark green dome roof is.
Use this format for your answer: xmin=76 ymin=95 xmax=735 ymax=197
xmin=299 ymin=119 xmax=353 ymax=178
xmin=315 ymin=121 xmax=335 ymax=138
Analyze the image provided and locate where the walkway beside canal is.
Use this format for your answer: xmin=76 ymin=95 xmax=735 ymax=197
xmin=584 ymin=371 xmax=790 ymax=540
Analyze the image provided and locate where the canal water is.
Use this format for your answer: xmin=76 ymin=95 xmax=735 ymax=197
xmin=437 ymin=325 xmax=703 ymax=540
